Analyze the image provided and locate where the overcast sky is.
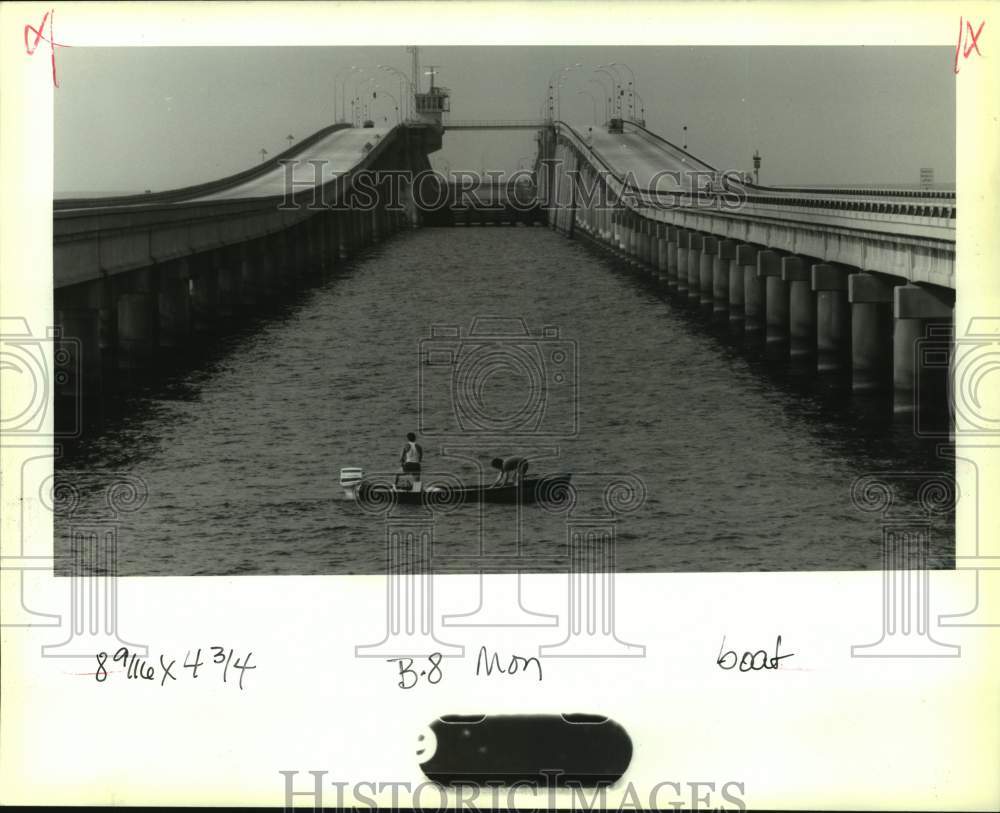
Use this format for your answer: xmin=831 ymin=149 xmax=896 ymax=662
xmin=54 ymin=46 xmax=955 ymax=196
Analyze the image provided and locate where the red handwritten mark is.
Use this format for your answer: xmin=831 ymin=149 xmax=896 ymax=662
xmin=955 ymin=16 xmax=985 ymax=74
xmin=24 ymin=9 xmax=70 ymax=88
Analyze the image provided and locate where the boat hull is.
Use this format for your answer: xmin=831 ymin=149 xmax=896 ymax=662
xmin=356 ymin=474 xmax=572 ymax=507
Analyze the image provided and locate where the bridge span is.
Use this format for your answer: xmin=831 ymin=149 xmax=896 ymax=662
xmin=52 ymin=115 xmax=955 ymax=429
xmin=540 ymin=119 xmax=955 ymax=411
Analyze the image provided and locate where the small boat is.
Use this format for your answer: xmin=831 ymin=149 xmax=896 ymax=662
xmin=340 ymin=467 xmax=572 ymax=507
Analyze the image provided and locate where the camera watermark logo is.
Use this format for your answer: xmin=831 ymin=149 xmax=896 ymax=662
xmin=418 ymin=317 xmax=578 ymax=439
xmin=0 ymin=317 xmax=81 ymax=442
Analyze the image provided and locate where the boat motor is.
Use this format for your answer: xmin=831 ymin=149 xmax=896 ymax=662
xmin=339 ymin=467 xmax=365 ymax=499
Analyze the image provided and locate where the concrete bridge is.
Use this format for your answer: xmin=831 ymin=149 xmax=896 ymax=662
xmin=53 ymin=114 xmax=956 ymax=425
xmin=539 ymin=119 xmax=956 ymax=412
xmin=53 ymin=121 xmax=441 ymax=405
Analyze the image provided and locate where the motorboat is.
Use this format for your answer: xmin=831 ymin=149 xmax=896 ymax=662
xmin=339 ymin=467 xmax=572 ymax=506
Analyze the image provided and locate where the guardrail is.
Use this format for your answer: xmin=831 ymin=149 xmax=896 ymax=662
xmin=443 ymin=119 xmax=550 ymax=129
xmin=554 ymin=121 xmax=955 ymax=223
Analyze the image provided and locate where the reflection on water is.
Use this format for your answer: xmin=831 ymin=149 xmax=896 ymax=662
xmin=56 ymin=226 xmax=953 ymax=575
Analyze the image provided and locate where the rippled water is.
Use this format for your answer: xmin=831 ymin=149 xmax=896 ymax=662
xmin=56 ymin=226 xmax=953 ymax=575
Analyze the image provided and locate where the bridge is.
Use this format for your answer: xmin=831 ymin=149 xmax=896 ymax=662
xmin=52 ymin=115 xmax=955 ymax=424
xmin=443 ymin=119 xmax=549 ymax=131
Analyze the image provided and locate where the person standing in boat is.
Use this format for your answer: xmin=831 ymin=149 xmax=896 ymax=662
xmin=490 ymin=456 xmax=529 ymax=487
xmin=395 ymin=432 xmax=423 ymax=488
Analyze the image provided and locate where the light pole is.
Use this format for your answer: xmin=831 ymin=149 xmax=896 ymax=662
xmin=633 ymin=91 xmax=645 ymax=125
xmin=554 ymin=63 xmax=583 ymax=120
xmin=595 ymin=66 xmax=621 ymax=117
xmin=378 ymin=86 xmax=401 ymax=124
xmin=333 ymin=65 xmax=356 ymax=122
xmin=578 ymin=90 xmax=598 ymax=124
xmin=608 ymin=61 xmax=636 ymax=120
xmin=588 ymin=78 xmax=610 ymax=122
xmin=341 ymin=66 xmax=362 ymax=123
xmin=378 ymin=65 xmax=414 ymax=120
xmin=259 ymin=148 xmax=267 ymax=163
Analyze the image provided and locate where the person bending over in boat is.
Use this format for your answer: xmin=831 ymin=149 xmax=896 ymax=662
xmin=490 ymin=456 xmax=529 ymax=487
xmin=395 ymin=432 xmax=423 ymax=487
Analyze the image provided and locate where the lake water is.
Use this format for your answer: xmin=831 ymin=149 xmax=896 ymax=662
xmin=55 ymin=225 xmax=954 ymax=575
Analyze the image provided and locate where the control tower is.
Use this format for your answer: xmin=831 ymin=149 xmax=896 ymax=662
xmin=409 ymin=48 xmax=450 ymax=126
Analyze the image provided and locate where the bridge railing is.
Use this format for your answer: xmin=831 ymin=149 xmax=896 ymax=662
xmin=443 ymin=119 xmax=550 ymax=129
xmin=553 ymin=121 xmax=955 ymax=224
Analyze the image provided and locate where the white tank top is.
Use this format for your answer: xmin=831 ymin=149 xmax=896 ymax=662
xmin=404 ymin=442 xmax=420 ymax=463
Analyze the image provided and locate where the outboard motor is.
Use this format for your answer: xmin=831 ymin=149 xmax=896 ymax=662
xmin=339 ymin=467 xmax=365 ymax=500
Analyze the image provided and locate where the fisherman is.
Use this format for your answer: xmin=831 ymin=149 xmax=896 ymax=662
xmin=490 ymin=456 xmax=529 ymax=488
xmin=395 ymin=432 xmax=423 ymax=488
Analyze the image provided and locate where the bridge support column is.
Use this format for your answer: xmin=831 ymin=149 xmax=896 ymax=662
xmin=782 ymin=257 xmax=815 ymax=359
xmin=234 ymin=243 xmax=261 ymax=306
xmin=117 ymin=292 xmax=157 ymax=372
xmin=758 ymin=251 xmax=788 ymax=351
xmin=731 ymin=245 xmax=755 ymax=328
xmin=55 ymin=308 xmax=103 ymax=401
xmin=849 ymin=272 xmax=896 ymax=393
xmin=675 ymin=229 xmax=689 ymax=296
xmin=699 ymin=237 xmax=718 ymax=311
xmin=715 ymin=240 xmax=736 ymax=318
xmin=656 ymin=226 xmax=668 ymax=283
xmin=744 ymin=251 xmax=766 ymax=338
xmin=216 ymin=249 xmax=244 ymax=318
xmin=157 ymin=258 xmax=192 ymax=348
xmin=189 ymin=253 xmax=220 ymax=333
xmin=338 ymin=213 xmax=352 ymax=259
xmin=812 ymin=264 xmax=850 ymax=373
xmin=892 ymin=284 xmax=953 ymax=414
xmin=687 ymin=233 xmax=703 ymax=304
xmin=665 ymin=226 xmax=679 ymax=290
xmin=115 ymin=267 xmax=159 ymax=372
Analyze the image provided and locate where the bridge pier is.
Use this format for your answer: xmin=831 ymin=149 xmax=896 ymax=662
xmin=158 ymin=258 xmax=193 ymax=348
xmin=216 ymin=250 xmax=245 ymax=318
xmin=56 ymin=307 xmax=103 ymax=404
xmin=731 ymin=245 xmax=754 ymax=329
xmin=744 ymin=248 xmax=766 ymax=338
xmin=687 ymin=233 xmax=703 ymax=304
xmin=115 ymin=268 xmax=159 ymax=372
xmin=675 ymin=229 xmax=690 ymax=296
xmin=759 ymin=251 xmax=789 ymax=352
xmin=782 ymin=257 xmax=816 ymax=360
xmin=715 ymin=240 xmax=736 ymax=319
xmin=892 ymin=284 xmax=953 ymax=414
xmin=699 ymin=237 xmax=718 ymax=312
xmin=812 ymin=264 xmax=850 ymax=373
xmin=656 ymin=225 xmax=668 ymax=283
xmin=189 ymin=253 xmax=220 ymax=333
xmin=666 ymin=226 xmax=680 ymax=291
xmin=849 ymin=272 xmax=896 ymax=393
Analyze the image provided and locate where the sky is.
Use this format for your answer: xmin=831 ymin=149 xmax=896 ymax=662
xmin=54 ymin=46 xmax=955 ymax=196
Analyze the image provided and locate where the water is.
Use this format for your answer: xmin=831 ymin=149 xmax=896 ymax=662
xmin=56 ymin=226 xmax=953 ymax=575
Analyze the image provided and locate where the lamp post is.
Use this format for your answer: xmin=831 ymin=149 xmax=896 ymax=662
xmin=259 ymin=148 xmax=267 ymax=163
xmin=555 ymin=63 xmax=583 ymax=119
xmin=378 ymin=64 xmax=414 ymax=120
xmin=333 ymin=65 xmax=357 ymax=122
xmin=341 ymin=66 xmax=362 ymax=123
xmin=589 ymin=77 xmax=610 ymax=122
xmin=378 ymin=86 xmax=401 ymax=124
xmin=577 ymin=90 xmax=598 ymax=124
xmin=595 ymin=66 xmax=621 ymax=117
xmin=608 ymin=61 xmax=636 ymax=120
